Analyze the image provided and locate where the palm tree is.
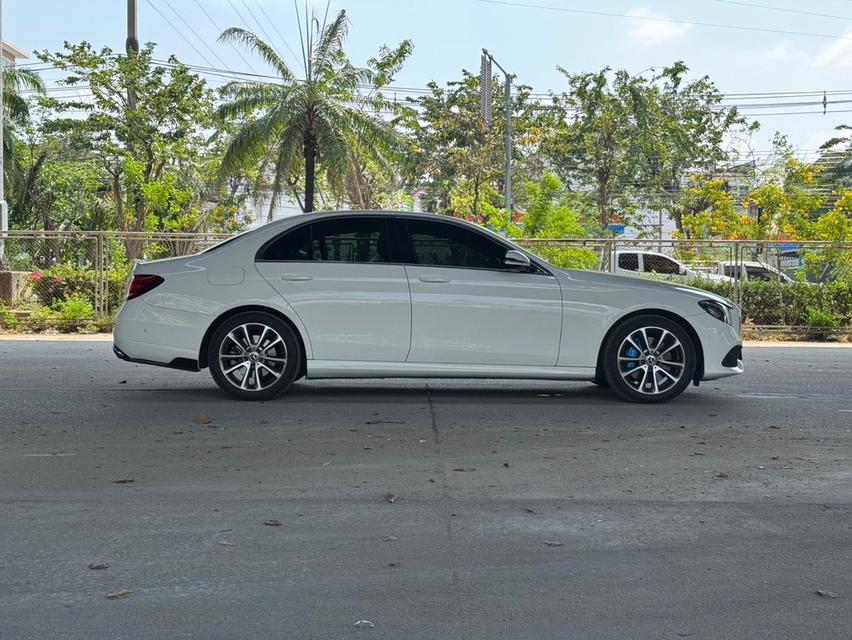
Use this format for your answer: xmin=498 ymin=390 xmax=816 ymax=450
xmin=3 ymin=65 xmax=45 ymax=187
xmin=217 ymin=8 xmax=402 ymax=214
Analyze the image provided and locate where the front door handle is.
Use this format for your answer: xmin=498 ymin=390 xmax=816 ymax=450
xmin=281 ymin=273 xmax=313 ymax=281
xmin=418 ymin=275 xmax=450 ymax=283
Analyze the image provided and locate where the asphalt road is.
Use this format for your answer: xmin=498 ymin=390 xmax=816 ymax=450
xmin=0 ymin=340 xmax=850 ymax=640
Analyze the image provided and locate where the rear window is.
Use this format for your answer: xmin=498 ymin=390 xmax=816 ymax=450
xmin=618 ymin=253 xmax=639 ymax=270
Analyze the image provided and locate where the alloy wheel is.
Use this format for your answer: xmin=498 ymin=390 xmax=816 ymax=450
xmin=616 ymin=326 xmax=686 ymax=396
xmin=217 ymin=322 xmax=288 ymax=392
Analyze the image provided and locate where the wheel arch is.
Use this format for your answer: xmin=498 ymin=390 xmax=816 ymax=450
xmin=595 ymin=309 xmax=705 ymax=385
xmin=198 ymin=305 xmax=308 ymax=379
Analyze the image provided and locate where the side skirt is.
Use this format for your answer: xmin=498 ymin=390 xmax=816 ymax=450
xmin=306 ymin=360 xmax=596 ymax=381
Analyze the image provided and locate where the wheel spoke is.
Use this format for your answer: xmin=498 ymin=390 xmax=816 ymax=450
xmin=621 ymin=363 xmax=646 ymax=380
xmin=257 ymin=362 xmax=282 ymax=380
xmin=625 ymin=335 xmax=644 ymax=354
xmin=261 ymin=355 xmax=287 ymax=363
xmin=655 ymin=365 xmax=679 ymax=383
xmin=659 ymin=339 xmax=682 ymax=356
xmin=640 ymin=327 xmax=653 ymax=351
xmin=224 ymin=361 xmax=249 ymax=376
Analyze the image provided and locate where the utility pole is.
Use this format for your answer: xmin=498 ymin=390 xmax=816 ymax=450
xmin=0 ymin=0 xmax=7 ymax=269
xmin=126 ymin=0 xmax=138 ymax=110
xmin=481 ymin=49 xmax=514 ymax=231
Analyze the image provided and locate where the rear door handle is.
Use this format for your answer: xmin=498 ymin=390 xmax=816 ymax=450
xmin=281 ymin=273 xmax=313 ymax=281
xmin=418 ymin=275 xmax=450 ymax=283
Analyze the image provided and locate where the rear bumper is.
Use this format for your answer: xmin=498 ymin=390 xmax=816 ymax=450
xmin=113 ymin=298 xmax=208 ymax=368
xmin=112 ymin=344 xmax=199 ymax=371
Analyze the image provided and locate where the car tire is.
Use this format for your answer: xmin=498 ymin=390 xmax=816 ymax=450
xmin=602 ymin=315 xmax=696 ymax=403
xmin=208 ymin=311 xmax=302 ymax=401
xmin=591 ymin=376 xmax=610 ymax=388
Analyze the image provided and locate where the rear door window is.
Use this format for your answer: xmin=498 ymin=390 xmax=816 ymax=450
xmin=618 ymin=253 xmax=639 ymax=271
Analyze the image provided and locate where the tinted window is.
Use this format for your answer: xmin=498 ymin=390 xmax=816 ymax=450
xmin=643 ymin=255 xmax=680 ymax=274
xmin=405 ymin=219 xmax=506 ymax=269
xmin=310 ymin=218 xmax=388 ymax=263
xmin=261 ymin=225 xmax=310 ymax=261
xmin=618 ymin=253 xmax=639 ymax=270
xmin=746 ymin=267 xmax=773 ymax=282
xmin=260 ymin=217 xmax=389 ymax=263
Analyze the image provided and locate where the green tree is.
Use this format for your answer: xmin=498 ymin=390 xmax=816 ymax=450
xmin=545 ymin=63 xmax=747 ymax=231
xmin=216 ymin=9 xmax=406 ymax=214
xmin=404 ymin=70 xmax=544 ymax=221
xmin=35 ymin=42 xmax=218 ymax=252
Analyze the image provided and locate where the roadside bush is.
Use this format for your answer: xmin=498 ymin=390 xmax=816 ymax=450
xmin=530 ymin=245 xmax=600 ymax=270
xmin=805 ymin=308 xmax=840 ymax=339
xmin=29 ymin=264 xmax=96 ymax=307
xmin=29 ymin=263 xmax=130 ymax=311
xmin=687 ymin=279 xmax=852 ymax=334
xmin=55 ymin=295 xmax=95 ymax=333
xmin=0 ymin=302 xmax=17 ymax=331
xmin=25 ymin=305 xmax=57 ymax=333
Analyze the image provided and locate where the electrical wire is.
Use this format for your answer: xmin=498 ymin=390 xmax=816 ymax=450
xmin=191 ymin=0 xmax=258 ymax=73
xmin=144 ymin=0 xmax=217 ymax=69
xmin=474 ymin=0 xmax=852 ymax=41
xmin=160 ymin=0 xmax=230 ymax=68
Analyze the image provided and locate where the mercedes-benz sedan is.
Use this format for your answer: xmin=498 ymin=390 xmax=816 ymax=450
xmin=113 ymin=211 xmax=743 ymax=402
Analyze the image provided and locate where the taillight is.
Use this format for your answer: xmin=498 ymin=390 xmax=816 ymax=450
xmin=127 ymin=274 xmax=164 ymax=300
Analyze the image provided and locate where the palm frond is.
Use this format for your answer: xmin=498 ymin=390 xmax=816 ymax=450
xmin=219 ymin=27 xmax=296 ymax=82
xmin=312 ymin=10 xmax=348 ymax=79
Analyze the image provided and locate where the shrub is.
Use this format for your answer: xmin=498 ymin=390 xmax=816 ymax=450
xmin=533 ymin=245 xmax=600 ymax=270
xmin=28 ymin=263 xmax=130 ymax=311
xmin=29 ymin=264 xmax=96 ymax=307
xmin=55 ymin=295 xmax=95 ymax=333
xmin=0 ymin=302 xmax=17 ymax=331
xmin=805 ymin=308 xmax=840 ymax=339
xmin=26 ymin=305 xmax=56 ymax=333
xmin=686 ymin=279 xmax=852 ymax=336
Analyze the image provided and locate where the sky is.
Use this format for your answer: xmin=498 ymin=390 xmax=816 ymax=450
xmin=6 ymin=0 xmax=852 ymax=160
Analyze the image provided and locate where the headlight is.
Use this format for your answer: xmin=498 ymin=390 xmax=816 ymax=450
xmin=699 ymin=299 xmax=732 ymax=325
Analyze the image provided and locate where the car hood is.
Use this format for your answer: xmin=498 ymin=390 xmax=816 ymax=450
xmin=553 ymin=267 xmax=736 ymax=307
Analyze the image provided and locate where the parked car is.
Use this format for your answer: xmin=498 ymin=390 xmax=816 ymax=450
xmin=716 ymin=261 xmax=796 ymax=284
xmin=114 ymin=212 xmax=743 ymax=403
xmin=613 ymin=250 xmax=734 ymax=284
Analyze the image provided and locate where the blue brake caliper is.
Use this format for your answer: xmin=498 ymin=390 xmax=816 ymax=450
xmin=625 ymin=346 xmax=639 ymax=369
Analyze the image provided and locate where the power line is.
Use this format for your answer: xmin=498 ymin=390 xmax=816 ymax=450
xmin=238 ymin=0 xmax=297 ymax=69
xmin=160 ymin=0 xmax=230 ymax=68
xmin=474 ymin=0 xmax=852 ymax=41
xmin=707 ymin=0 xmax=852 ymax=22
xmin=191 ymin=0 xmax=258 ymax=73
xmin=144 ymin=0 xmax=216 ymax=69
xmin=252 ymin=0 xmax=302 ymax=70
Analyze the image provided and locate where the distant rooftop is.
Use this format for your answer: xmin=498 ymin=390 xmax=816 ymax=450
xmin=1 ymin=40 xmax=28 ymax=63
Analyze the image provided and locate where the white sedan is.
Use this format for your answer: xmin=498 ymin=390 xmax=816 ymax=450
xmin=113 ymin=212 xmax=743 ymax=403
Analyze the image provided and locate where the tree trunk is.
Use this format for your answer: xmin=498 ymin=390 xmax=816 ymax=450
xmin=304 ymin=137 xmax=317 ymax=213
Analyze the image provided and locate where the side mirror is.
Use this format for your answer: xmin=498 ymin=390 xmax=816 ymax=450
xmin=504 ymin=249 xmax=532 ymax=270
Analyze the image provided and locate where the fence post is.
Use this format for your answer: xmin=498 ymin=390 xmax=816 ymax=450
xmin=95 ymin=234 xmax=105 ymax=319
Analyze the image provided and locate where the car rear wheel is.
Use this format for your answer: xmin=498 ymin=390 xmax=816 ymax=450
xmin=602 ymin=315 xmax=696 ymax=403
xmin=208 ymin=312 xmax=302 ymax=401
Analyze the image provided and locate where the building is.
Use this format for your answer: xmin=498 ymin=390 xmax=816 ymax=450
xmin=1 ymin=39 xmax=28 ymax=65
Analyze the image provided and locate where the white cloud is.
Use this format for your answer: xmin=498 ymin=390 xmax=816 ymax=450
xmin=759 ymin=43 xmax=798 ymax=65
xmin=627 ymin=7 xmax=692 ymax=45
xmin=810 ymin=27 xmax=852 ymax=70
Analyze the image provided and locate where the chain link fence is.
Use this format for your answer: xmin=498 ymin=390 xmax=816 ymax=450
xmin=1 ymin=231 xmax=850 ymax=337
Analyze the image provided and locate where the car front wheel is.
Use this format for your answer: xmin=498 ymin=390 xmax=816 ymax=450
xmin=601 ymin=315 xmax=696 ymax=403
xmin=208 ymin=312 xmax=302 ymax=400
